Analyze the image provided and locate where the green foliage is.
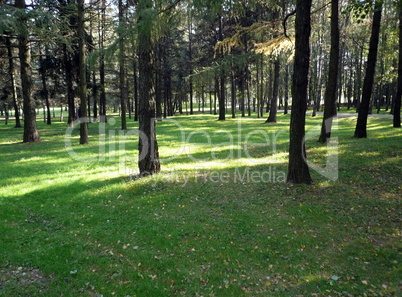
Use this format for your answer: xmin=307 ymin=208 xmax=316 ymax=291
xmin=345 ymin=0 xmax=384 ymax=23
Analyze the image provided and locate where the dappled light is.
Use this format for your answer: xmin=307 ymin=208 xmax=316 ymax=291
xmin=0 ymin=0 xmax=401 ymax=294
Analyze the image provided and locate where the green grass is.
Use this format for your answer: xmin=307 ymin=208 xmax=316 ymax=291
xmin=0 ymin=113 xmax=401 ymax=296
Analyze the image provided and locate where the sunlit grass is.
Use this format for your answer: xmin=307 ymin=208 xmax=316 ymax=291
xmin=0 ymin=112 xmax=401 ymax=296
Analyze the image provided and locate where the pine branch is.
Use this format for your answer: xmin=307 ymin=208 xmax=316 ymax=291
xmin=158 ymin=0 xmax=182 ymax=15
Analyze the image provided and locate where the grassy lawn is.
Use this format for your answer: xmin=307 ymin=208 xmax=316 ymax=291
xmin=0 ymin=113 xmax=400 ymax=296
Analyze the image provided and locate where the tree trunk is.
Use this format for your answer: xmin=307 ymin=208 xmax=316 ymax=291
xmin=266 ymin=58 xmax=280 ymax=123
xmin=318 ymin=0 xmax=339 ymax=143
xmin=217 ymin=15 xmax=225 ymax=121
xmin=284 ymin=64 xmax=289 ymax=114
xmin=99 ymin=0 xmax=107 ymax=123
xmin=354 ymin=3 xmax=382 ymax=138
xmin=137 ymin=0 xmax=160 ymax=176
xmin=78 ymin=0 xmax=88 ymax=144
xmin=231 ymin=66 xmax=236 ymax=118
xmin=188 ymin=13 xmax=194 ymax=116
xmin=16 ymin=0 xmax=40 ymax=142
xmin=6 ymin=34 xmax=22 ymax=128
xmin=287 ymin=0 xmax=312 ymax=184
xmin=118 ymin=0 xmax=127 ymax=129
xmin=92 ymin=70 xmax=98 ymax=120
xmin=394 ymin=1 xmax=402 ymax=128
xmin=155 ymin=40 xmax=163 ymax=120
xmin=133 ymin=59 xmax=139 ymax=121
xmin=39 ymin=48 xmax=52 ymax=125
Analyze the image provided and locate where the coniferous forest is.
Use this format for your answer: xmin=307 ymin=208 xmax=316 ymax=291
xmin=0 ymin=0 xmax=401 ymax=296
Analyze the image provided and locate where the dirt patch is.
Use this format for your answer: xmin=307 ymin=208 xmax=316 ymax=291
xmin=0 ymin=266 xmax=50 ymax=294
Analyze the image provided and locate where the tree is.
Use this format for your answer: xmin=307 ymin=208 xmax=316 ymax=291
xmin=99 ymin=0 xmax=107 ymax=123
xmin=394 ymin=0 xmax=402 ymax=128
xmin=5 ymin=34 xmax=22 ymax=128
xmin=266 ymin=8 xmax=281 ymax=123
xmin=15 ymin=0 xmax=41 ymax=143
xmin=354 ymin=1 xmax=383 ymax=138
xmin=266 ymin=58 xmax=280 ymax=123
xmin=217 ymin=14 xmax=226 ymax=121
xmin=137 ymin=0 xmax=160 ymax=176
xmin=39 ymin=47 xmax=52 ymax=125
xmin=318 ymin=0 xmax=340 ymax=142
xmin=287 ymin=0 xmax=313 ymax=184
xmin=78 ymin=0 xmax=88 ymax=144
xmin=118 ymin=0 xmax=127 ymax=130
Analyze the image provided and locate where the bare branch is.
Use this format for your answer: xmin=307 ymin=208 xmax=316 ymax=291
xmin=283 ymin=9 xmax=296 ymax=39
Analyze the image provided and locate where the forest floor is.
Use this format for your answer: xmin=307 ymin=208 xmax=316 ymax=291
xmin=0 ymin=111 xmax=401 ymax=296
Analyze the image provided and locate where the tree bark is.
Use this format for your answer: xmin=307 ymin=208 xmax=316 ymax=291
xmin=118 ymin=0 xmax=127 ymax=129
xmin=137 ymin=0 xmax=160 ymax=176
xmin=231 ymin=66 xmax=236 ymax=118
xmin=266 ymin=58 xmax=280 ymax=123
xmin=284 ymin=64 xmax=289 ymax=114
xmin=39 ymin=48 xmax=52 ymax=125
xmin=394 ymin=0 xmax=402 ymax=128
xmin=78 ymin=0 xmax=88 ymax=144
xmin=287 ymin=0 xmax=312 ymax=184
xmin=354 ymin=2 xmax=382 ymax=138
xmin=15 ymin=0 xmax=41 ymax=143
xmin=133 ymin=59 xmax=139 ymax=121
xmin=217 ymin=15 xmax=225 ymax=121
xmin=319 ymin=0 xmax=339 ymax=142
xmin=188 ymin=11 xmax=194 ymax=115
xmin=5 ymin=34 xmax=22 ymax=128
xmin=99 ymin=0 xmax=107 ymax=123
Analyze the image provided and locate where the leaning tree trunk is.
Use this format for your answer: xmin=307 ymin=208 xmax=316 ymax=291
xmin=287 ymin=0 xmax=312 ymax=184
xmin=354 ymin=2 xmax=382 ymax=138
xmin=78 ymin=0 xmax=88 ymax=144
xmin=15 ymin=0 xmax=40 ymax=143
xmin=137 ymin=0 xmax=160 ymax=176
xmin=394 ymin=0 xmax=402 ymax=128
xmin=318 ymin=0 xmax=339 ymax=143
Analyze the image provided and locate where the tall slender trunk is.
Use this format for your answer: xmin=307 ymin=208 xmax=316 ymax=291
xmin=39 ymin=48 xmax=51 ymax=125
xmin=64 ymin=46 xmax=75 ymax=125
xmin=354 ymin=2 xmax=382 ymax=138
xmin=78 ymin=0 xmax=88 ymax=144
xmin=15 ymin=0 xmax=40 ymax=142
xmin=287 ymin=0 xmax=312 ymax=184
xmin=217 ymin=15 xmax=225 ymax=121
xmin=188 ymin=13 xmax=194 ymax=115
xmin=155 ymin=40 xmax=163 ymax=120
xmin=231 ymin=65 xmax=236 ymax=118
xmin=6 ymin=34 xmax=22 ymax=128
xmin=133 ymin=59 xmax=139 ymax=121
xmin=284 ymin=64 xmax=289 ymax=114
xmin=99 ymin=0 xmax=107 ymax=123
xmin=355 ymin=45 xmax=364 ymax=111
xmin=92 ymin=70 xmax=98 ymax=120
xmin=266 ymin=58 xmax=280 ymax=123
xmin=137 ymin=0 xmax=160 ymax=176
xmin=118 ymin=0 xmax=127 ymax=129
xmin=394 ymin=0 xmax=402 ymax=128
xmin=319 ymin=0 xmax=339 ymax=142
